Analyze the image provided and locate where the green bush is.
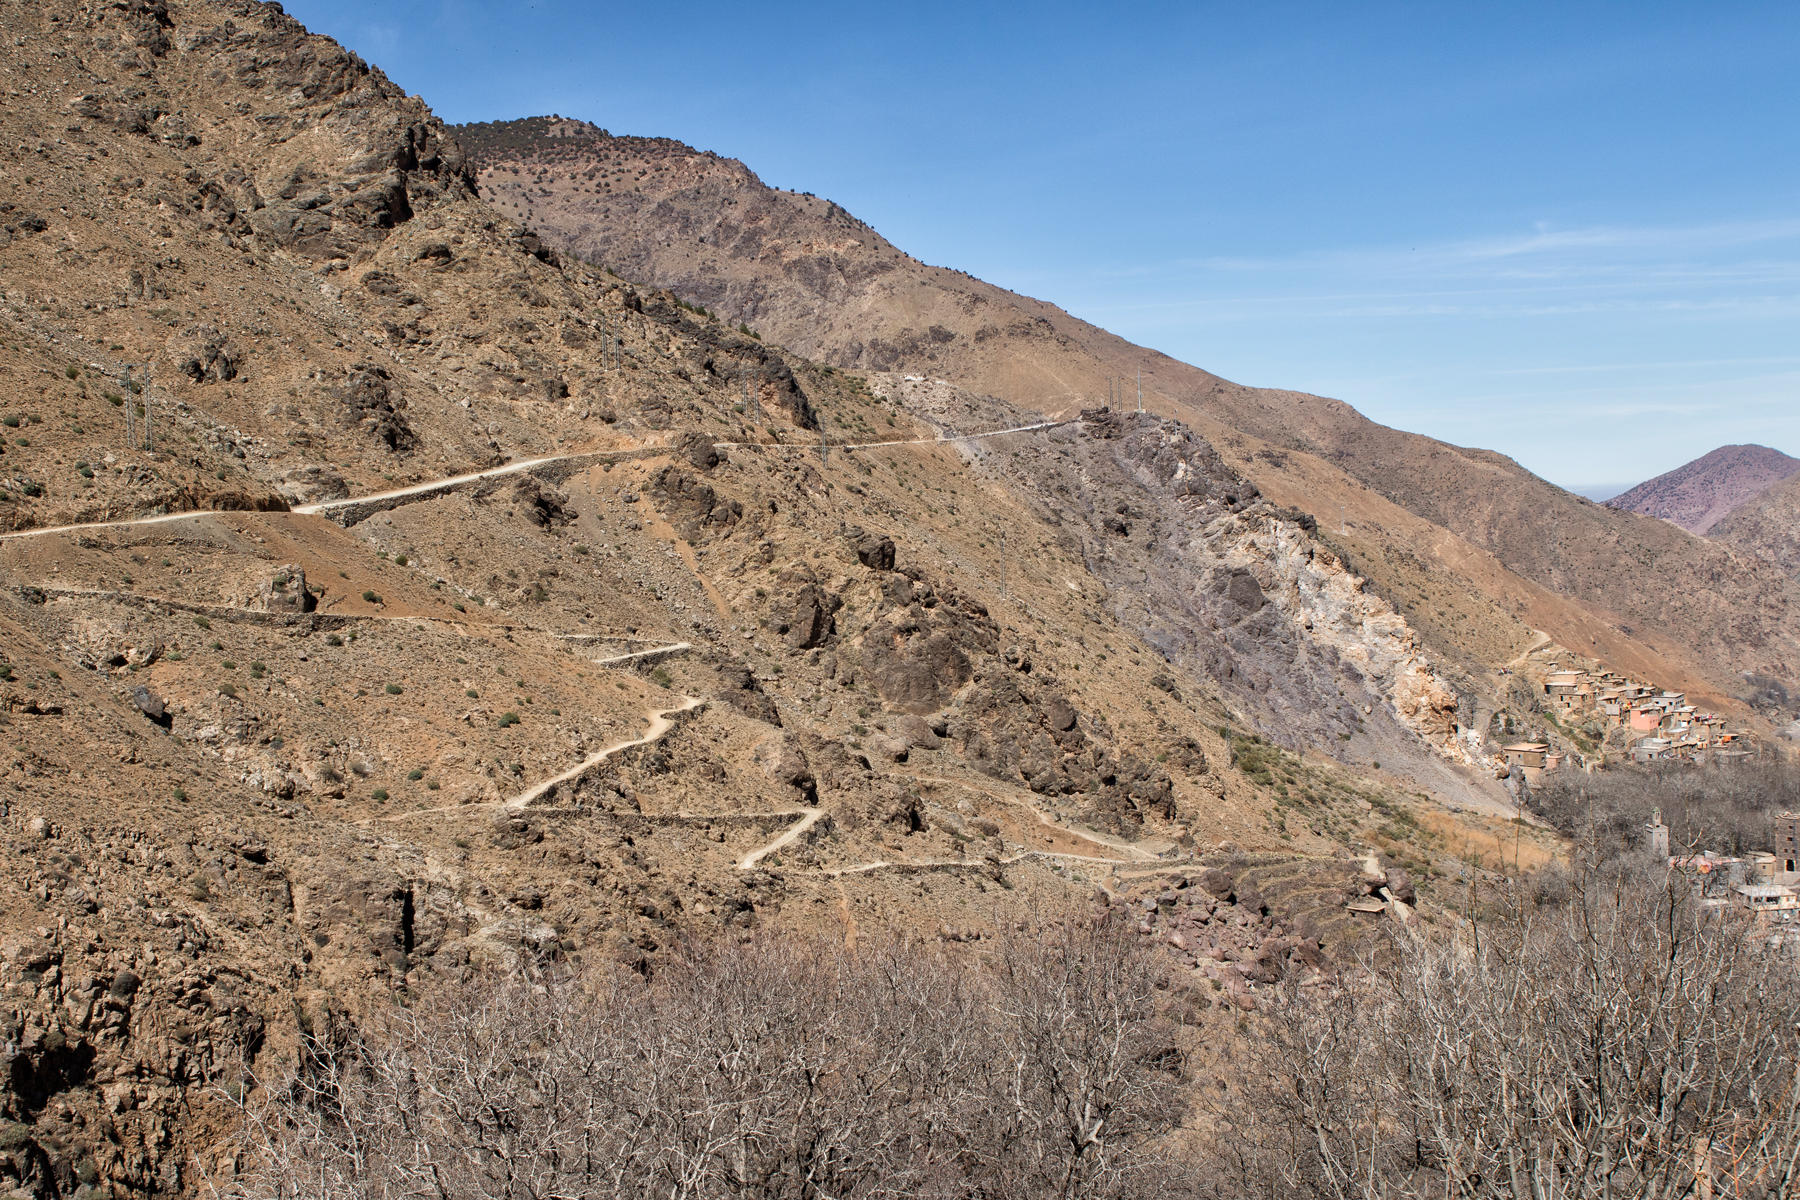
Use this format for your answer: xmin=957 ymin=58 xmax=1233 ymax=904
xmin=385 ymin=683 xmax=403 ymax=695
xmin=407 ymin=768 xmax=424 ymax=781
xmin=362 ymin=590 xmax=380 ymax=604
xmin=498 ymin=711 xmax=521 ymax=728
xmin=372 ymin=789 xmax=389 ymax=802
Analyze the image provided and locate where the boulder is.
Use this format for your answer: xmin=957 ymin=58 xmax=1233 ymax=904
xmin=867 ymin=733 xmax=910 ymax=763
xmin=676 ymin=430 xmax=723 ymax=471
xmin=1385 ymin=867 xmax=1416 ymax=906
xmin=785 ymin=585 xmax=838 ymax=650
xmin=256 ymin=564 xmax=314 ymax=614
xmin=131 ymin=686 xmax=172 ymax=730
xmin=1041 ymin=693 xmax=1078 ymax=732
xmin=854 ymin=531 xmax=896 ymax=571
xmin=889 ymin=715 xmax=941 ymax=751
xmin=753 ymin=735 xmax=815 ymax=794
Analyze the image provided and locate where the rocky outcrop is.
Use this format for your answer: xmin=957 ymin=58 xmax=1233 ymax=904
xmin=1116 ymin=861 xmax=1353 ymax=1011
xmin=785 ymin=583 xmax=839 ymax=651
xmin=847 ymin=527 xmax=895 ymax=571
xmin=254 ymin=564 xmax=314 ymax=614
xmin=650 ymin=467 xmax=742 ymax=540
xmin=949 ymin=400 xmax=1490 ymax=775
xmin=334 ymin=365 xmax=415 ymax=454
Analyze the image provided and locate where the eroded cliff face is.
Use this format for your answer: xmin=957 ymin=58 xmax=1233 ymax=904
xmin=886 ymin=378 xmax=1491 ymax=785
xmin=1205 ymin=509 xmax=1477 ymax=770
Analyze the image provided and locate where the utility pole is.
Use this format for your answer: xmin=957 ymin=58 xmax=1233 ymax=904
xmin=998 ymin=531 xmax=1007 ymax=595
xmin=1136 ymin=367 xmax=1142 ymax=413
xmin=141 ymin=365 xmax=151 ymax=452
xmin=820 ymin=418 xmax=830 ymax=468
xmin=123 ymin=365 xmax=134 ymax=449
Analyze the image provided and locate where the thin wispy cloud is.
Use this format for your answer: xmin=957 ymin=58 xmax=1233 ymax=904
xmin=1187 ymin=216 xmax=1800 ymax=275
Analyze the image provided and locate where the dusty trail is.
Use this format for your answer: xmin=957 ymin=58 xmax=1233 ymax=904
xmin=0 ymin=508 xmax=228 ymax=544
xmin=891 ymin=770 xmax=1160 ymax=862
xmin=738 ymin=806 xmax=826 ymax=870
xmin=289 ymin=455 xmax=573 ymax=517
xmin=0 ymin=420 xmax=1079 ymax=543
xmin=1508 ymin=628 xmax=1555 ymax=669
xmin=361 ymin=689 xmax=702 ymax=826
xmin=821 ymin=846 xmax=1160 ymax=879
xmin=507 ymin=695 xmax=703 ymax=810
xmin=713 ymin=419 xmax=1076 ymax=453
xmin=591 ymin=642 xmax=693 ymax=667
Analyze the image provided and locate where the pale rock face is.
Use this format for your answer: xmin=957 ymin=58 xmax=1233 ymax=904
xmin=1214 ymin=515 xmax=1489 ymax=770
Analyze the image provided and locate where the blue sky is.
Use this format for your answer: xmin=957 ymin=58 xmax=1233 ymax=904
xmin=283 ymin=1 xmax=1800 ymax=493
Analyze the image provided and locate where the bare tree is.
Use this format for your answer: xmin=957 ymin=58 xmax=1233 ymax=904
xmin=216 ymin=919 xmax=1195 ymax=1200
xmin=1210 ymin=867 xmax=1800 ymax=1200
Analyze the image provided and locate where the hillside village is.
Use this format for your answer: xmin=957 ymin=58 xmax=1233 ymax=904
xmin=1645 ymin=808 xmax=1800 ymax=930
xmin=1493 ymin=660 xmax=1758 ymax=782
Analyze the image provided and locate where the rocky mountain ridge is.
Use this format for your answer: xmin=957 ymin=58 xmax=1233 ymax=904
xmin=1607 ymin=443 xmax=1800 ymax=534
xmin=0 ymin=3 xmax=1549 ymax=1195
xmin=454 ymin=116 xmax=1800 ymax=707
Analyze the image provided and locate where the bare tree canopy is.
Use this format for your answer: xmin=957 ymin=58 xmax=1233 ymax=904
xmin=218 ymin=868 xmax=1800 ymax=1200
xmin=219 ymin=920 xmax=1193 ymax=1200
xmin=1209 ymin=869 xmax=1800 ymax=1200
xmin=1531 ymin=759 xmax=1800 ymax=857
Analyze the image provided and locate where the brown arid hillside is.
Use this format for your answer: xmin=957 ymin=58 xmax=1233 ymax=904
xmin=1713 ymin=467 xmax=1800 ymax=582
xmin=455 ymin=116 xmax=1800 ymax=709
xmin=1606 ymin=443 xmax=1800 ymax=533
xmin=0 ymin=3 xmax=1559 ymax=1194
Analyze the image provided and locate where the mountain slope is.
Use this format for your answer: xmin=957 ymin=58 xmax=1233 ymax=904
xmin=1713 ymin=467 xmax=1800 ymax=581
xmin=453 ymin=117 xmax=1800 ymax=702
xmin=1607 ymin=444 xmax=1800 ymax=534
xmin=0 ymin=3 xmax=1537 ymax=1192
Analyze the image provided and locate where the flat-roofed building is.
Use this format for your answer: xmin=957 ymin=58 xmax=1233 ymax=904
xmin=1501 ymin=742 xmax=1550 ymax=769
xmin=1733 ymin=884 xmax=1800 ymax=924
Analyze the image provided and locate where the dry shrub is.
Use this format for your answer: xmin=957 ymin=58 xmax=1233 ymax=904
xmin=220 ymin=918 xmax=1194 ymax=1200
xmin=1206 ymin=867 xmax=1800 ymax=1200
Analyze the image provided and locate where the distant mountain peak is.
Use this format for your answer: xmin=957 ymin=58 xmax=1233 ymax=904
xmin=1606 ymin=444 xmax=1800 ymax=534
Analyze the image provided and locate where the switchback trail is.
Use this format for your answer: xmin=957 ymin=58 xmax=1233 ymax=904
xmin=360 ymin=690 xmax=702 ymax=826
xmin=890 ymin=769 xmax=1161 ymax=862
xmin=737 ymin=806 xmax=825 ymax=871
xmin=506 ymin=695 xmax=703 ymax=810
